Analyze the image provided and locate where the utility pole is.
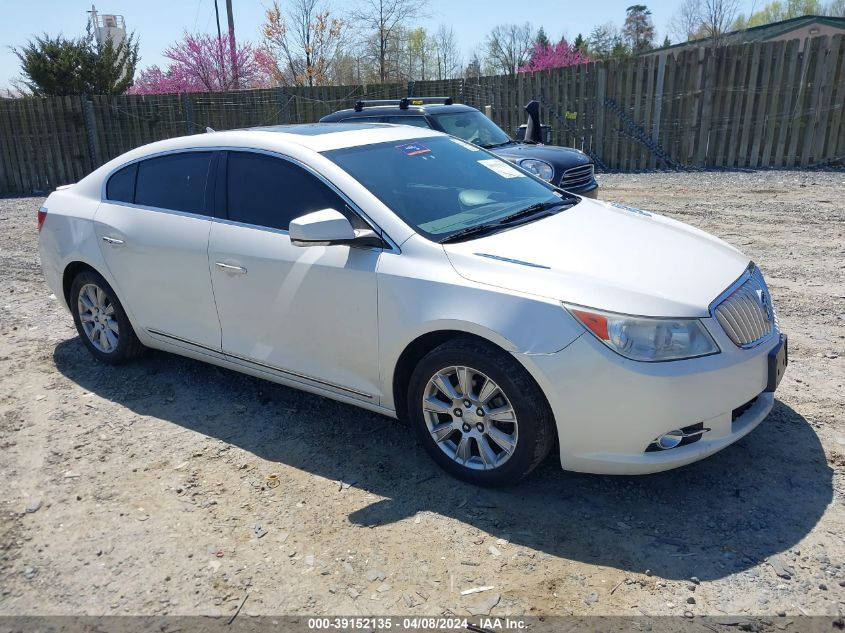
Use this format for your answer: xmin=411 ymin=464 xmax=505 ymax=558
xmin=213 ymin=0 xmax=225 ymax=88
xmin=225 ymin=0 xmax=239 ymax=89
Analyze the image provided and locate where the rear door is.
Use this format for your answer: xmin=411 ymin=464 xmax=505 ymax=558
xmin=207 ymin=150 xmax=381 ymax=401
xmin=93 ymin=151 xmax=222 ymax=350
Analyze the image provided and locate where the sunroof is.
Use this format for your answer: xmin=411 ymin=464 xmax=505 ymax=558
xmin=250 ymin=123 xmax=389 ymax=136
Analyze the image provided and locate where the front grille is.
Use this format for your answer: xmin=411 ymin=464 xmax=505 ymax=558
xmin=560 ymin=164 xmax=594 ymax=189
xmin=714 ymin=266 xmax=775 ymax=347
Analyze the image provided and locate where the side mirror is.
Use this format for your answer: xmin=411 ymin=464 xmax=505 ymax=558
xmin=290 ymin=208 xmax=355 ymax=246
xmin=290 ymin=208 xmax=386 ymax=248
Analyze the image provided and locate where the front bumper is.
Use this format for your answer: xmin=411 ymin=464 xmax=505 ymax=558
xmin=568 ymin=180 xmax=598 ymax=198
xmin=519 ymin=318 xmax=782 ymax=475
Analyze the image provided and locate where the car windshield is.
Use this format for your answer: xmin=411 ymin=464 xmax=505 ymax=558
xmin=430 ymin=111 xmax=511 ymax=148
xmin=322 ymin=136 xmax=572 ymax=242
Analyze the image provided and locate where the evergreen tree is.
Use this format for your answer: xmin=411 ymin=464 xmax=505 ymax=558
xmin=622 ymin=4 xmax=656 ymax=53
xmin=15 ymin=26 xmax=139 ymax=96
xmin=84 ymin=22 xmax=140 ymax=95
xmin=535 ymin=26 xmax=550 ymax=48
xmin=14 ymin=34 xmax=89 ymax=96
xmin=464 ymin=53 xmax=482 ymax=79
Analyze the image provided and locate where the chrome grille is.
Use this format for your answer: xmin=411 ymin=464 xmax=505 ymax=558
xmin=560 ymin=164 xmax=594 ymax=189
xmin=714 ymin=267 xmax=775 ymax=347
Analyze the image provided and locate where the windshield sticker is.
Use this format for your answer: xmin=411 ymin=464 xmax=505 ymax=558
xmin=449 ymin=137 xmax=480 ymax=151
xmin=478 ymin=158 xmax=525 ymax=179
xmin=608 ymin=201 xmax=651 ymax=217
xmin=396 ymin=142 xmax=431 ymax=156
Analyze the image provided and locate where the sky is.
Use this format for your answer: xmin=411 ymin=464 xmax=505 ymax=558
xmin=0 ymin=0 xmax=758 ymax=89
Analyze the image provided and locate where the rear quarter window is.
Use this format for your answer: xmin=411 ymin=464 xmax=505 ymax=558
xmin=105 ymin=163 xmax=137 ymax=203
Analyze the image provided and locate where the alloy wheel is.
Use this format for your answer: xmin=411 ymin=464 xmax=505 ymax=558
xmin=77 ymin=283 xmax=119 ymax=354
xmin=422 ymin=365 xmax=518 ymax=470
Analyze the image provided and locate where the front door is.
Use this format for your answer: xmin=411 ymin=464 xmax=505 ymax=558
xmin=207 ymin=151 xmax=381 ymax=401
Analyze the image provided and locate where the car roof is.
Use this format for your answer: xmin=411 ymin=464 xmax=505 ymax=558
xmin=321 ymin=103 xmax=477 ymax=121
xmin=73 ymin=123 xmax=445 ymax=197
xmin=116 ymin=123 xmax=445 ymax=157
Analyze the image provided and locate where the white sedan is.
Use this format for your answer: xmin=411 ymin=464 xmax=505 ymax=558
xmin=37 ymin=123 xmax=787 ymax=485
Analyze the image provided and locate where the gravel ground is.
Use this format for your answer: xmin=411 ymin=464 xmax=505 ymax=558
xmin=0 ymin=170 xmax=843 ymax=620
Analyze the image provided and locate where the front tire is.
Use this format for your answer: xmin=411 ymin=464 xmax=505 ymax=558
xmin=407 ymin=338 xmax=555 ymax=486
xmin=70 ymin=270 xmax=145 ymax=364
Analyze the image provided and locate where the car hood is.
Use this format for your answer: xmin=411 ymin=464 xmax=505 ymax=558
xmin=490 ymin=143 xmax=591 ymax=168
xmin=442 ymin=197 xmax=750 ymax=318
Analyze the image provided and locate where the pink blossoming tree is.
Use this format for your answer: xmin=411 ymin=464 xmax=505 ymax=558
xmin=130 ymin=33 xmax=273 ymax=94
xmin=518 ymin=40 xmax=590 ymax=73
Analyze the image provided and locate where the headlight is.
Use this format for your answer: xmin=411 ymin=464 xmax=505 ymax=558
xmin=567 ymin=306 xmax=720 ymax=362
xmin=518 ymin=159 xmax=554 ymax=182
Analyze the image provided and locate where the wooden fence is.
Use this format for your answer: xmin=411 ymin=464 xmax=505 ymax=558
xmin=1 ymin=35 xmax=843 ymax=196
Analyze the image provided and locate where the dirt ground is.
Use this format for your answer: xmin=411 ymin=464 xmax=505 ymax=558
xmin=1 ymin=170 xmax=843 ymax=620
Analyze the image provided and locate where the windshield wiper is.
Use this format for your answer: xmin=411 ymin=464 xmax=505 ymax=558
xmin=438 ymin=222 xmax=504 ymax=244
xmin=439 ymin=200 xmax=574 ymax=244
xmin=496 ymin=200 xmax=572 ymax=225
xmin=479 ymin=140 xmax=516 ymax=149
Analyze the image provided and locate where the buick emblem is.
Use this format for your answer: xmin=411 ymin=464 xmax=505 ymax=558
xmin=757 ymin=288 xmax=773 ymax=321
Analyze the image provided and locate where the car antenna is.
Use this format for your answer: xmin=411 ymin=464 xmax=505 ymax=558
xmin=205 ymin=127 xmax=215 ymax=133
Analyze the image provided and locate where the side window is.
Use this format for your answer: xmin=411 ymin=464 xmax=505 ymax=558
xmin=135 ymin=152 xmax=212 ymax=214
xmin=340 ymin=116 xmax=383 ymax=124
xmin=383 ymin=116 xmax=431 ymax=129
xmin=105 ymin=163 xmax=137 ymax=203
xmin=226 ymin=152 xmax=350 ymax=231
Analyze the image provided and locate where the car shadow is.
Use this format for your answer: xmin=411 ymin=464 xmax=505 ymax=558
xmin=53 ymin=338 xmax=833 ymax=582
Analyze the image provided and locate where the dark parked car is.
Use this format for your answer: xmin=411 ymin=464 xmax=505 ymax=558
xmin=319 ymin=97 xmax=598 ymax=197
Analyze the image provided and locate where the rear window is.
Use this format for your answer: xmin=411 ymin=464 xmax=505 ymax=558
xmin=135 ymin=152 xmax=212 ymax=214
xmin=105 ymin=163 xmax=137 ymax=203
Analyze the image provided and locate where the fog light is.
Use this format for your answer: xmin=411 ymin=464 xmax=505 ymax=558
xmin=655 ymin=430 xmax=685 ymax=450
xmin=646 ymin=423 xmax=710 ymax=452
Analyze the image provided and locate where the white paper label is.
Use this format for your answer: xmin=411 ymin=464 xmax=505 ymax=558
xmin=478 ymin=158 xmax=524 ymax=178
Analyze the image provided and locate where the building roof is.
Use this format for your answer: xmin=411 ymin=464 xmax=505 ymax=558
xmin=647 ymin=14 xmax=845 ymax=54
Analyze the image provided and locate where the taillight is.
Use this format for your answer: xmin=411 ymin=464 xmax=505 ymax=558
xmin=37 ymin=207 xmax=47 ymax=232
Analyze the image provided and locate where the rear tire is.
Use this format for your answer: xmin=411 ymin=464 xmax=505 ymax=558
xmin=407 ymin=337 xmax=555 ymax=486
xmin=70 ymin=270 xmax=145 ymax=364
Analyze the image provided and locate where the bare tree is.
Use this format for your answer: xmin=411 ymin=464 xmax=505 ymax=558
xmin=262 ymin=0 xmax=345 ymax=86
xmin=485 ymin=23 xmax=533 ymax=76
xmin=434 ymin=25 xmax=461 ymax=80
xmin=667 ymin=0 xmax=740 ymax=47
xmin=701 ymin=0 xmax=741 ymax=47
xmin=350 ymin=0 xmax=425 ymax=82
xmin=668 ymin=0 xmax=704 ymax=42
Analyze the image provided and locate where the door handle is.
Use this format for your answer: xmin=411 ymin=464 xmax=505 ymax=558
xmin=215 ymin=262 xmax=247 ymax=275
xmin=102 ymin=236 xmax=124 ymax=245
